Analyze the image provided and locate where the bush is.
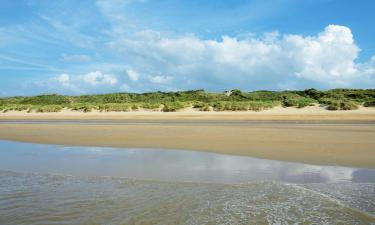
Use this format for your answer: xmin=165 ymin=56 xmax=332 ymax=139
xmin=318 ymin=98 xmax=335 ymax=105
xmin=364 ymin=100 xmax=375 ymax=107
xmin=199 ymin=105 xmax=212 ymax=111
xmin=98 ymin=103 xmax=131 ymax=112
xmin=246 ymin=91 xmax=282 ymax=101
xmin=341 ymin=101 xmax=359 ymax=110
xmin=71 ymin=104 xmax=96 ymax=112
xmin=282 ymin=96 xmax=316 ymax=108
xmin=162 ymin=102 xmax=188 ymax=112
xmin=1 ymin=89 xmax=373 ymax=113
xmin=36 ymin=105 xmax=63 ymax=113
xmin=233 ymin=102 xmax=250 ymax=110
xmin=192 ymin=101 xmax=205 ymax=108
xmin=140 ymin=103 xmax=161 ymax=110
xmin=0 ymin=104 xmax=31 ymax=112
xmin=210 ymin=101 xmax=277 ymax=111
xmin=21 ymin=94 xmax=71 ymax=105
xmin=303 ymin=88 xmax=322 ymax=99
xmin=211 ymin=102 xmax=226 ymax=111
xmin=248 ymin=101 xmax=278 ymax=111
xmin=131 ymin=104 xmax=139 ymax=110
xmin=326 ymin=101 xmax=359 ymax=110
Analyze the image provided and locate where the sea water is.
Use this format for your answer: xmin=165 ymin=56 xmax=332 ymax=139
xmin=0 ymin=140 xmax=374 ymax=224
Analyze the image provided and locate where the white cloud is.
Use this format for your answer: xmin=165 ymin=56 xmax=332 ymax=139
xmin=62 ymin=54 xmax=92 ymax=62
xmin=54 ymin=73 xmax=70 ymax=83
xmin=148 ymin=75 xmax=172 ymax=84
xmin=50 ymin=71 xmax=118 ymax=94
xmin=107 ymin=25 xmax=375 ymax=90
xmin=126 ymin=69 xmax=140 ymax=81
xmin=39 ymin=25 xmax=375 ymax=95
xmin=81 ymin=71 xmax=117 ymax=86
xmin=284 ymin=25 xmax=359 ymax=84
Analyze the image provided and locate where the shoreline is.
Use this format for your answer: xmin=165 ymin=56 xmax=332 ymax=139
xmin=0 ymin=118 xmax=374 ymax=168
xmin=1 ymin=106 xmax=374 ymax=168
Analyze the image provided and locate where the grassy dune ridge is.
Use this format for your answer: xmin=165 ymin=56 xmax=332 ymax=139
xmin=1 ymin=88 xmax=374 ymax=113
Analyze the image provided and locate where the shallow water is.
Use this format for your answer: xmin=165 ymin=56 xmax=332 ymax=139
xmin=0 ymin=140 xmax=374 ymax=224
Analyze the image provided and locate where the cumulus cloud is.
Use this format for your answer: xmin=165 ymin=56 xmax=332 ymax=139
xmin=50 ymin=71 xmax=118 ymax=94
xmin=126 ymin=69 xmax=140 ymax=81
xmin=45 ymin=25 xmax=375 ymax=94
xmin=107 ymin=24 xmax=374 ymax=91
xmin=148 ymin=75 xmax=172 ymax=84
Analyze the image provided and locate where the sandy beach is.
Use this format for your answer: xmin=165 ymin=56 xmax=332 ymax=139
xmin=1 ymin=105 xmax=375 ymax=120
xmin=0 ymin=106 xmax=374 ymax=168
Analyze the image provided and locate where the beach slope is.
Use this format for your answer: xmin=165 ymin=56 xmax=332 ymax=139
xmin=0 ymin=107 xmax=374 ymax=168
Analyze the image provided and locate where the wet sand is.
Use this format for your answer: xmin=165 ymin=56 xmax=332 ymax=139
xmin=0 ymin=114 xmax=374 ymax=168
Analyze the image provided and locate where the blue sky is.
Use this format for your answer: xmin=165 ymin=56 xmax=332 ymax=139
xmin=0 ymin=0 xmax=374 ymax=96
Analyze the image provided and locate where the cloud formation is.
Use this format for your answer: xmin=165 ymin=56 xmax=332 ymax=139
xmin=1 ymin=1 xmax=375 ymax=96
xmin=47 ymin=25 xmax=374 ymax=94
xmin=106 ymin=25 xmax=374 ymax=91
xmin=50 ymin=71 xmax=118 ymax=94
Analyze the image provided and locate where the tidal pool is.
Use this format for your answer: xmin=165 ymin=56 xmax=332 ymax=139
xmin=0 ymin=140 xmax=374 ymax=224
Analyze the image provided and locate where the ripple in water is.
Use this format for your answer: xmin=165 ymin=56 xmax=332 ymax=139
xmin=0 ymin=141 xmax=374 ymax=224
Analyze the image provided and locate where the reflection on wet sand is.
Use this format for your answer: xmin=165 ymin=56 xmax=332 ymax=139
xmin=0 ymin=140 xmax=374 ymax=184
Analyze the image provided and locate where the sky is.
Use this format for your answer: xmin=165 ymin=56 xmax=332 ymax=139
xmin=0 ymin=0 xmax=374 ymax=96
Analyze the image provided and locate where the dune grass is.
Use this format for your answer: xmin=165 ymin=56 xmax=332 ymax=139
xmin=35 ymin=105 xmax=63 ymax=113
xmin=0 ymin=89 xmax=374 ymax=113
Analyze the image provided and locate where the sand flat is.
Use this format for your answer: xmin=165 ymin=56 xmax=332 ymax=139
xmin=1 ymin=106 xmax=374 ymax=167
xmin=0 ymin=113 xmax=374 ymax=167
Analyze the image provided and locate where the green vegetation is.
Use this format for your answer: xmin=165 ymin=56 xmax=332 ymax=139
xmin=0 ymin=89 xmax=374 ymax=113
xmin=36 ymin=105 xmax=63 ymax=113
xmin=364 ymin=100 xmax=375 ymax=107
xmin=162 ymin=102 xmax=190 ymax=112
xmin=325 ymin=101 xmax=359 ymax=110
xmin=281 ymin=94 xmax=317 ymax=108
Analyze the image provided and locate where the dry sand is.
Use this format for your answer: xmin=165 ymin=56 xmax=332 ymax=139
xmin=0 ymin=106 xmax=374 ymax=168
xmin=1 ymin=105 xmax=375 ymax=120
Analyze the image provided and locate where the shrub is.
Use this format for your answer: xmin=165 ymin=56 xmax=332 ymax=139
xmin=162 ymin=102 xmax=188 ymax=112
xmin=210 ymin=101 xmax=277 ymax=111
xmin=364 ymin=100 xmax=375 ymax=107
xmin=230 ymin=102 xmax=249 ymax=111
xmin=11 ymin=105 xmax=30 ymax=111
xmin=303 ymin=88 xmax=322 ymax=99
xmin=36 ymin=105 xmax=63 ymax=113
xmin=140 ymin=103 xmax=161 ymax=110
xmin=0 ymin=104 xmax=31 ymax=112
xmin=282 ymin=96 xmax=316 ymax=108
xmin=199 ymin=105 xmax=212 ymax=111
xmin=192 ymin=101 xmax=205 ymax=109
xmin=248 ymin=101 xmax=278 ymax=111
xmin=191 ymin=101 xmax=212 ymax=111
xmin=98 ymin=103 xmax=131 ymax=112
xmin=131 ymin=104 xmax=139 ymax=110
xmin=318 ymin=98 xmax=335 ymax=105
xmin=326 ymin=101 xmax=359 ymax=110
xmin=1 ymin=89 xmax=373 ymax=113
xmin=341 ymin=101 xmax=359 ymax=110
xmin=212 ymin=102 xmax=226 ymax=111
xmin=71 ymin=104 xmax=96 ymax=112
xmin=246 ymin=91 xmax=282 ymax=101
xmin=296 ymin=98 xmax=317 ymax=108
xmin=21 ymin=94 xmax=71 ymax=105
